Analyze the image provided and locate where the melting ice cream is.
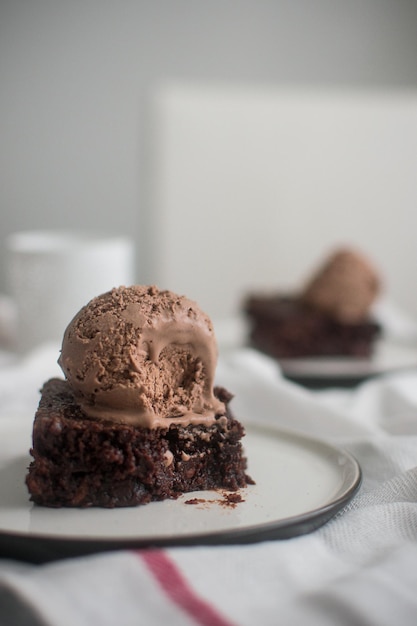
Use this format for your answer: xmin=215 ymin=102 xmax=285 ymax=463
xmin=58 ymin=285 xmax=224 ymax=427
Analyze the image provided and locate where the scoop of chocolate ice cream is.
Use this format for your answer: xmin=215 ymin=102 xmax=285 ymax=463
xmin=301 ymin=248 xmax=381 ymax=323
xmin=58 ymin=285 xmax=224 ymax=427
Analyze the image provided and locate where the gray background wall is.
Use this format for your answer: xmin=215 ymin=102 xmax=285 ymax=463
xmin=1 ymin=1 xmax=417 ymax=309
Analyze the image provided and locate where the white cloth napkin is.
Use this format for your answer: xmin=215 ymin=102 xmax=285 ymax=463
xmin=1 ymin=346 xmax=417 ymax=625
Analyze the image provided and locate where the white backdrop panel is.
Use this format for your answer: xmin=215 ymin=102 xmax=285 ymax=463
xmin=150 ymin=84 xmax=417 ymax=322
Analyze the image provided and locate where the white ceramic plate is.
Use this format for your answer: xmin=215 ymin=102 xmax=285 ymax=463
xmin=0 ymin=418 xmax=361 ymax=563
xmin=280 ymin=338 xmax=417 ymax=385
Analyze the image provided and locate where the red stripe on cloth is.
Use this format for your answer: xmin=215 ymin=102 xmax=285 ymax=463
xmin=138 ymin=549 xmax=235 ymax=626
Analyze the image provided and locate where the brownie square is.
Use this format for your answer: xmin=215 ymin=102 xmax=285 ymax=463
xmin=26 ymin=379 xmax=252 ymax=508
xmin=244 ymin=295 xmax=381 ymax=359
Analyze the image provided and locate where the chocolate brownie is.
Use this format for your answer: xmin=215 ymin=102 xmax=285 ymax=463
xmin=26 ymin=379 xmax=252 ymax=508
xmin=244 ymin=295 xmax=381 ymax=359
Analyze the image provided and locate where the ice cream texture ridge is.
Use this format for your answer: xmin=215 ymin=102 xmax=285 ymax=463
xmin=58 ymin=285 xmax=225 ymax=428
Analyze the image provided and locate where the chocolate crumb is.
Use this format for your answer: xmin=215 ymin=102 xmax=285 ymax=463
xmin=219 ymin=491 xmax=245 ymax=508
xmin=225 ymin=492 xmax=244 ymax=504
xmin=183 ymin=491 xmax=245 ymax=509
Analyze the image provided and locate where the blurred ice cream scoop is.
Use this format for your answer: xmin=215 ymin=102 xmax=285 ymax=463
xmin=301 ymin=248 xmax=381 ymax=323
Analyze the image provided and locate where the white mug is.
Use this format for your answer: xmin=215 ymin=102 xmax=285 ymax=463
xmin=7 ymin=230 xmax=135 ymax=352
